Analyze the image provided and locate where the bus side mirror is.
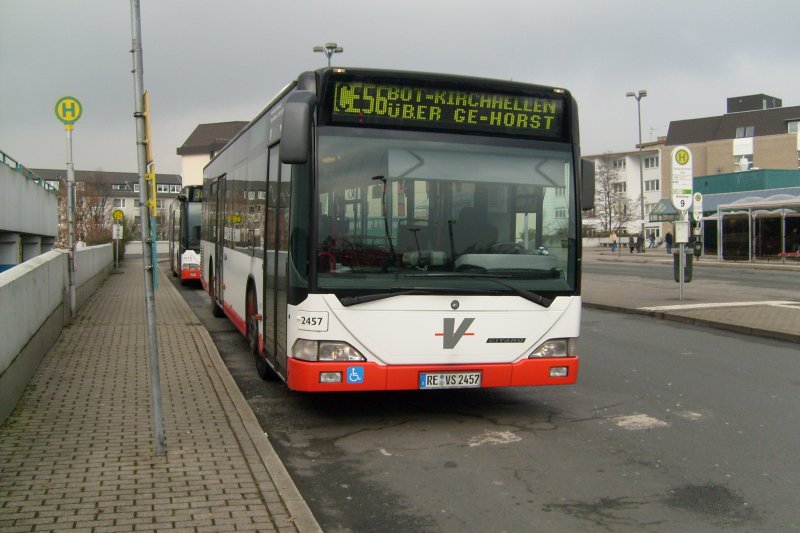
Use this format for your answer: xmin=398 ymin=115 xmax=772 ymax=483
xmin=280 ymin=90 xmax=317 ymax=165
xmin=580 ymin=159 xmax=595 ymax=211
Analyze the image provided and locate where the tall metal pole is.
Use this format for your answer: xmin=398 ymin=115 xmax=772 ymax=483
xmin=627 ymin=90 xmax=647 ymax=252
xmin=65 ymin=129 xmax=77 ymax=316
xmin=130 ymin=0 xmax=165 ymax=457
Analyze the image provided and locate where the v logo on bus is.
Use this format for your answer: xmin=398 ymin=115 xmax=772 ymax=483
xmin=436 ymin=318 xmax=475 ymax=349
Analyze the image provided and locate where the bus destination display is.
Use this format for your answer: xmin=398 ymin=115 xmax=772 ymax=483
xmin=330 ymin=80 xmax=565 ymax=139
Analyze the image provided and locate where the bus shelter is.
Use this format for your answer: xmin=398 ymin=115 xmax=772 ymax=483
xmin=710 ymin=194 xmax=800 ymax=261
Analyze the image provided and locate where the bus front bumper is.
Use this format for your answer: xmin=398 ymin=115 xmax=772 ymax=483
xmin=286 ymin=357 xmax=578 ymax=392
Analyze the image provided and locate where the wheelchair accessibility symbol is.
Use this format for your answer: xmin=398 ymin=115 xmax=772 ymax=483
xmin=346 ymin=366 xmax=365 ymax=384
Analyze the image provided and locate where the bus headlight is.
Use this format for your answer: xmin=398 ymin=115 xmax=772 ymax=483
xmin=529 ymin=338 xmax=577 ymax=358
xmin=292 ymin=339 xmax=366 ymax=362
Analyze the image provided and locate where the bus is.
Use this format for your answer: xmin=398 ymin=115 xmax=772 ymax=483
xmin=201 ymin=67 xmax=594 ymax=392
xmin=168 ymin=185 xmax=203 ymax=283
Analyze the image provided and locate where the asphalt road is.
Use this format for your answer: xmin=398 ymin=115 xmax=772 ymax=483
xmin=171 ymin=274 xmax=799 ymax=533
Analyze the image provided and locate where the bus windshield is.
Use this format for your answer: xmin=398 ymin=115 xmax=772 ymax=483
xmin=314 ymin=130 xmax=577 ymax=297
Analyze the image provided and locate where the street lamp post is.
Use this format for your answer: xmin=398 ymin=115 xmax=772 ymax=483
xmin=626 ymin=89 xmax=647 ymax=253
xmin=313 ymin=42 xmax=343 ymax=66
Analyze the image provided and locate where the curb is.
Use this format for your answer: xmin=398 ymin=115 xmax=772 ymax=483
xmin=583 ymin=302 xmax=800 ymax=344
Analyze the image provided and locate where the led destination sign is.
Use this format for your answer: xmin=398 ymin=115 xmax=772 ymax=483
xmin=330 ymin=80 xmax=565 ymax=139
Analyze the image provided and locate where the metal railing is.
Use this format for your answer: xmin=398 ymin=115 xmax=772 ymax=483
xmin=1 ymin=149 xmax=57 ymax=192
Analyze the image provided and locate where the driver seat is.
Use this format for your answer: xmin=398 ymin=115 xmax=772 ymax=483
xmin=452 ymin=206 xmax=498 ymax=255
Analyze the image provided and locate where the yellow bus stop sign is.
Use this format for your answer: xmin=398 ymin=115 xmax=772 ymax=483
xmin=55 ymin=96 xmax=83 ymax=130
xmin=112 ymin=209 xmax=124 ymax=221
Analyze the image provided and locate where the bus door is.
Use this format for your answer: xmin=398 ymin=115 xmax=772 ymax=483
xmin=214 ymin=175 xmax=227 ymax=305
xmin=264 ymin=146 xmax=281 ymax=374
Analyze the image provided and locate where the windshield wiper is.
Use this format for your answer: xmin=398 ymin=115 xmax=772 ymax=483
xmin=404 ymin=272 xmax=553 ymax=307
xmin=339 ymin=287 xmax=484 ymax=307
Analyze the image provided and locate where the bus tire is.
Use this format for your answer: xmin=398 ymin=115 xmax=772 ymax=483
xmin=249 ymin=285 xmax=274 ymax=380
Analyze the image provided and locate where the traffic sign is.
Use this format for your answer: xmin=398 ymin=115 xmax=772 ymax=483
xmin=671 ymin=146 xmax=693 ymax=212
xmin=692 ymin=192 xmax=703 ymax=221
xmin=112 ymin=209 xmax=124 ymax=221
xmin=54 ymin=96 xmax=83 ymax=129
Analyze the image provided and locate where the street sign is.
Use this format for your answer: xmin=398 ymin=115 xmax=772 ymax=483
xmin=54 ymin=96 xmax=83 ymax=129
xmin=112 ymin=223 xmax=124 ymax=240
xmin=671 ymin=146 xmax=693 ymax=212
xmin=112 ymin=209 xmax=124 ymax=221
xmin=692 ymin=192 xmax=703 ymax=221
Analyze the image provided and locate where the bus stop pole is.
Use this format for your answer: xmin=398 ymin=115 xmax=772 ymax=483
xmin=679 ymin=242 xmax=685 ymax=300
xmin=65 ymin=129 xmax=77 ymax=316
xmin=130 ymin=0 xmax=165 ymax=457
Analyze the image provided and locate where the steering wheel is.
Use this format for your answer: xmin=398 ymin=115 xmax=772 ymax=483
xmin=489 ymin=241 xmax=526 ymax=254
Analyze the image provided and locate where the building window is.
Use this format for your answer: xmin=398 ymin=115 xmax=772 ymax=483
xmin=788 ymin=121 xmax=800 ymax=134
xmin=133 ymin=184 xmax=140 ymax=193
xmin=645 ymin=179 xmax=660 ymax=192
xmin=113 ymin=198 xmax=126 ymax=208
xmin=170 ymin=184 xmax=181 ymax=193
xmin=735 ymin=126 xmax=755 ymax=138
xmin=554 ymin=187 xmax=566 ymax=197
xmin=554 ymin=208 xmax=566 ymax=219
xmin=612 ymin=182 xmax=627 ymax=193
xmin=644 ymin=155 xmax=660 ymax=169
xmin=157 ymin=184 xmax=170 ymax=193
xmin=613 ymin=158 xmax=626 ymax=170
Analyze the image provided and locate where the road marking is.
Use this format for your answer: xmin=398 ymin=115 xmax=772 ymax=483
xmin=639 ymin=301 xmax=799 ymax=312
xmin=613 ymin=414 xmax=669 ymax=430
xmin=468 ymin=430 xmax=522 ymax=447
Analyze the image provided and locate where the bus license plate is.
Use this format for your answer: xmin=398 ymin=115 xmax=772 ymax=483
xmin=420 ymin=371 xmax=481 ymax=389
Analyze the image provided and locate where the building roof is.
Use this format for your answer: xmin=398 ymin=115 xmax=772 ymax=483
xmin=32 ymin=168 xmax=182 ymax=196
xmin=176 ymin=121 xmax=247 ymax=156
xmin=666 ymin=105 xmax=800 ymax=146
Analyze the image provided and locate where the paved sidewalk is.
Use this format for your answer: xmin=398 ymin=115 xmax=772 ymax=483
xmin=582 ymin=247 xmax=800 ymax=343
xmin=0 ymin=261 xmax=321 ymax=532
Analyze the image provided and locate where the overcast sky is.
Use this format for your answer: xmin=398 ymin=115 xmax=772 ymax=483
xmin=1 ymin=0 xmax=797 ymax=176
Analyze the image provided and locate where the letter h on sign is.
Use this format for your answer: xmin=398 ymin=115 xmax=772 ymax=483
xmin=60 ymin=101 xmax=77 ymax=120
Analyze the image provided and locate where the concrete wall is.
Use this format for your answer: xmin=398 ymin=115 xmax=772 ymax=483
xmin=180 ymin=153 xmax=208 ymax=187
xmin=0 ymin=244 xmax=112 ymax=423
xmin=125 ymin=240 xmax=170 ymax=256
xmin=0 ymin=163 xmax=58 ymax=238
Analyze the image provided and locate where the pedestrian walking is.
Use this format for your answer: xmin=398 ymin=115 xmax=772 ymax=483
xmin=664 ymin=231 xmax=673 ymax=254
xmin=647 ymin=231 xmax=655 ymax=249
xmin=637 ymin=231 xmax=644 ymax=253
xmin=610 ymin=230 xmax=618 ymax=253
xmin=629 ymin=233 xmax=636 ymax=254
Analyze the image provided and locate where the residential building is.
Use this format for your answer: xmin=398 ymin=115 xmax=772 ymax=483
xmin=176 ymin=121 xmax=247 ymax=186
xmin=664 ymin=94 xmax=799 ymax=176
xmin=584 ymin=138 xmax=666 ymax=239
xmin=32 ymin=168 xmax=182 ymax=244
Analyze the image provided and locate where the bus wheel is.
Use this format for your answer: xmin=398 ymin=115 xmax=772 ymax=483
xmin=249 ymin=286 xmax=273 ymax=380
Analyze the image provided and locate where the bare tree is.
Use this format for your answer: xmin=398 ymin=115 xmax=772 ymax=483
xmin=56 ymin=171 xmax=114 ymax=246
xmin=593 ymin=154 xmax=639 ymax=234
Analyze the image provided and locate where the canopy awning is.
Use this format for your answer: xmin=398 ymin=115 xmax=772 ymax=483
xmin=649 ymin=199 xmax=680 ymax=222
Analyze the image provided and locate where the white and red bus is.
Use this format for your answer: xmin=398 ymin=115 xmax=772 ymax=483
xmin=201 ymin=68 xmax=594 ymax=392
xmin=168 ymin=185 xmax=203 ymax=283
